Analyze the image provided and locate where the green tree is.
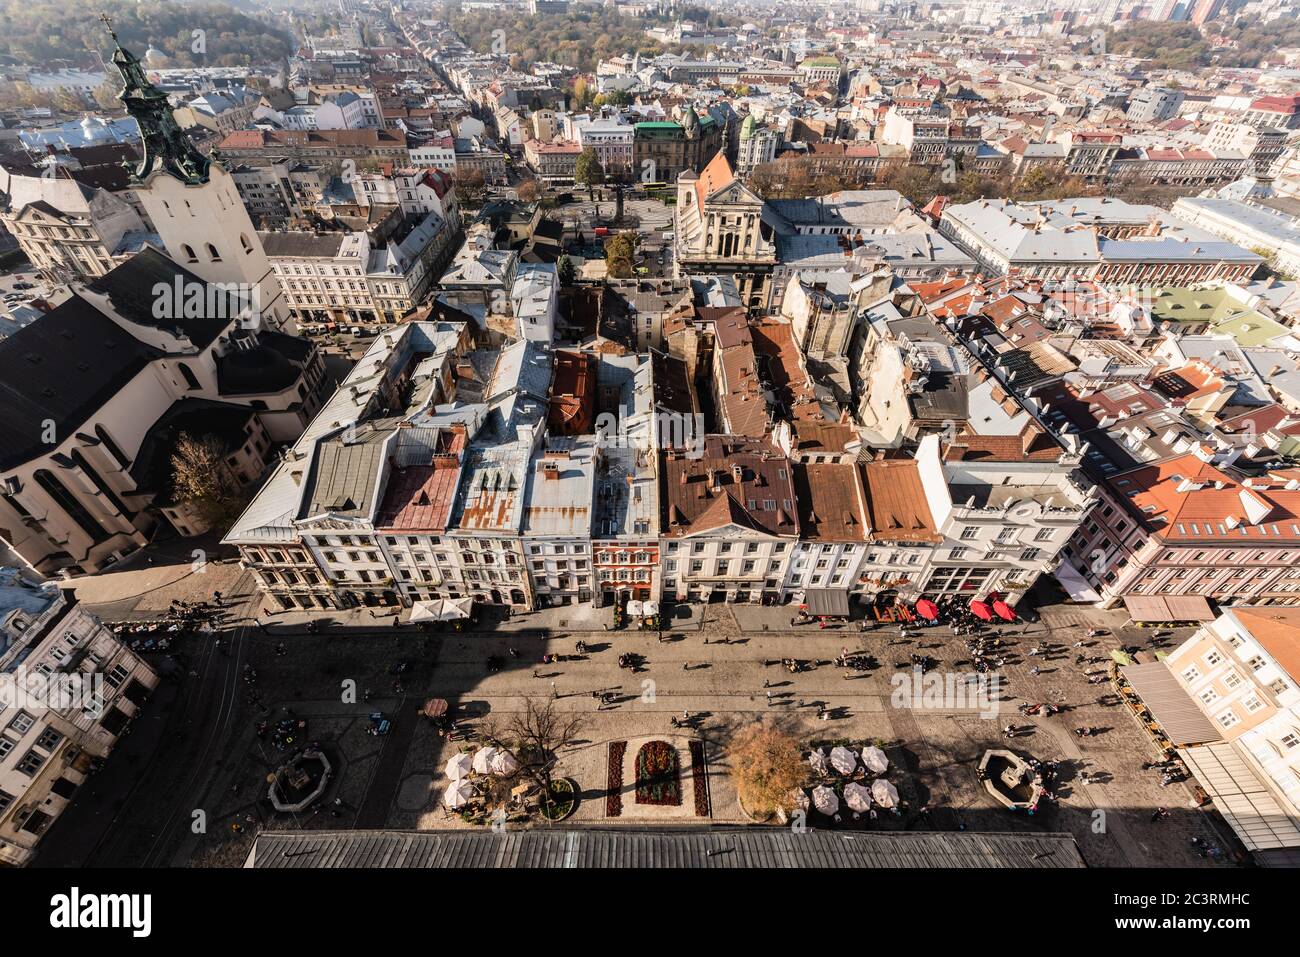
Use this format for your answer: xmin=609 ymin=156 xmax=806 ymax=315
xmin=575 ymin=147 xmax=605 ymax=199
xmin=556 ymin=254 xmax=575 ymax=286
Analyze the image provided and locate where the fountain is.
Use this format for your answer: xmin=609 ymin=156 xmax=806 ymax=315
xmin=268 ymin=748 xmax=333 ymax=813
xmin=977 ymin=749 xmax=1045 ymax=812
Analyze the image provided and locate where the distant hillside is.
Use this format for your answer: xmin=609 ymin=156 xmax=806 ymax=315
xmin=0 ymin=0 xmax=295 ymax=68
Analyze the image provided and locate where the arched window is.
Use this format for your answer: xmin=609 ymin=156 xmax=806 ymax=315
xmin=206 ymin=243 xmax=222 ymax=262
xmin=240 ymin=234 xmax=254 ymax=255
xmin=177 ymin=362 xmax=200 ymax=390
xmin=34 ymin=469 xmax=109 ymax=543
xmin=95 ymin=425 xmax=131 ymax=469
xmin=181 ymin=244 xmax=198 ymax=263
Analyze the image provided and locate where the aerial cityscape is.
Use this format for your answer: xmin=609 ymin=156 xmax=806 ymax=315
xmin=0 ymin=0 xmax=1295 ymax=903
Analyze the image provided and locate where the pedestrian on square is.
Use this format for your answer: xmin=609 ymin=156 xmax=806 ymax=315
xmin=763 ymin=678 xmax=770 ymax=688
xmin=766 ymin=690 xmax=772 ymax=705
xmin=551 ymin=681 xmax=557 ymax=698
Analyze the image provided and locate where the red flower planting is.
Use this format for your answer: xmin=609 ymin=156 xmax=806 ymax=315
xmin=634 ymin=740 xmax=681 ymax=806
xmin=689 ymin=739 xmax=709 ymax=817
xmin=607 ymin=741 xmax=626 ymax=817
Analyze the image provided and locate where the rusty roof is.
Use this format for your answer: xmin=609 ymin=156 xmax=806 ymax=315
xmin=661 ymin=436 xmax=798 ymax=538
xmin=794 ymin=463 xmax=869 ymax=542
xmin=862 ymin=459 xmax=941 ymax=542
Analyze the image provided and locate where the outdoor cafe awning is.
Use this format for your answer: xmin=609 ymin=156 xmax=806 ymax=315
xmin=804 ymin=589 xmax=850 ymax=618
xmin=1179 ymin=742 xmax=1300 ymax=852
xmin=1121 ymin=661 xmax=1223 ymax=747
xmin=410 ymin=597 xmax=473 ymax=623
xmin=1123 ymin=594 xmax=1215 ymax=624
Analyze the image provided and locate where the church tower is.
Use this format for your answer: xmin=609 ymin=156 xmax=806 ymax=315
xmin=103 ymin=18 xmax=292 ymax=333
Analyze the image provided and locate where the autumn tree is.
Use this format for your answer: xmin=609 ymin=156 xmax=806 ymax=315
xmin=454 ymin=166 xmax=487 ymax=207
xmin=169 ymin=433 xmax=246 ymax=530
xmin=572 ymin=76 xmax=593 ymax=109
xmin=516 ymin=177 xmax=543 ymax=203
xmin=727 ymin=719 xmax=809 ymax=818
xmin=603 ymin=231 xmax=637 ymax=278
xmin=575 ymin=147 xmax=605 ymax=200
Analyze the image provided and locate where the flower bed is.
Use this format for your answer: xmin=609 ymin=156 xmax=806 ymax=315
xmin=540 ymin=777 xmax=577 ymax=821
xmin=634 ymin=740 xmax=681 ymax=806
xmin=607 ymin=741 xmax=626 ymax=817
xmin=689 ymin=739 xmax=709 ymax=817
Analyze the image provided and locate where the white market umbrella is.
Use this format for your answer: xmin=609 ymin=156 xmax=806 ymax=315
xmin=808 ymin=749 xmax=829 ymax=775
xmin=472 ymin=746 xmax=500 ymax=775
xmin=445 ymin=752 xmax=473 ymax=780
xmin=412 ymin=598 xmax=474 ymax=623
xmin=871 ymin=779 xmax=900 ymax=809
xmin=490 ymin=749 xmax=519 ymax=776
xmin=811 ymin=785 xmax=839 ymax=816
xmin=443 ymin=779 xmax=477 ymax=809
xmin=409 ymin=601 xmax=441 ymax=623
xmin=830 ymin=746 xmax=858 ymax=775
xmin=844 ymin=782 xmax=873 ymax=813
xmin=861 ymin=746 xmax=889 ymax=775
xmin=627 ymin=599 xmax=644 ymax=617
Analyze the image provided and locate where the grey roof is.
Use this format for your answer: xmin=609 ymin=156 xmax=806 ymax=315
xmin=299 ymin=428 xmax=393 ymax=520
xmin=769 ymin=190 xmax=909 ymax=232
xmin=246 ymin=827 xmax=1085 ymax=869
xmin=260 ymin=231 xmax=348 ymax=259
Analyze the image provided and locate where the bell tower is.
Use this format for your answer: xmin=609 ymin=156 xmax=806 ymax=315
xmin=102 ymin=15 xmax=292 ymax=333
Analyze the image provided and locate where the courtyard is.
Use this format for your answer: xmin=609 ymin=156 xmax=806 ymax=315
xmin=36 ymin=563 xmax=1238 ymax=869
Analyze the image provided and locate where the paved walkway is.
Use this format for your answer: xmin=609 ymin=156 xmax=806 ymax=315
xmin=258 ymin=601 xmax=704 ymax=635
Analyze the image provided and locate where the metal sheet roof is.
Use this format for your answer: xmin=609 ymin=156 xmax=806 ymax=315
xmin=246 ymin=828 xmax=1085 ymax=869
xmin=1123 ymin=594 xmax=1215 ymax=623
xmin=1179 ymin=742 xmax=1300 ymax=853
xmin=1122 ymin=661 xmax=1223 ymax=747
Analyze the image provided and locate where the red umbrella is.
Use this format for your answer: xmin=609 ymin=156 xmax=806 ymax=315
xmin=992 ymin=600 xmax=1016 ymax=622
xmin=968 ymin=600 xmax=993 ymax=622
xmin=915 ymin=599 xmax=939 ymax=621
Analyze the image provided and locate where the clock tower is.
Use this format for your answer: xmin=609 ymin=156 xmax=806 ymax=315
xmin=103 ymin=17 xmax=292 ymax=333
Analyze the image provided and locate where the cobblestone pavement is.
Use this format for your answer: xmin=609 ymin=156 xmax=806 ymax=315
xmin=39 ymin=588 xmax=1237 ymax=868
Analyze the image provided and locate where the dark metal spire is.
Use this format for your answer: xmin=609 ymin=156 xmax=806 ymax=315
xmin=101 ymin=13 xmax=210 ymax=185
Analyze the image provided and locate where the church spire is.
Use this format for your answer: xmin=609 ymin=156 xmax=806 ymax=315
xmin=101 ymin=13 xmax=210 ymax=185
